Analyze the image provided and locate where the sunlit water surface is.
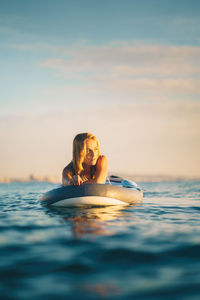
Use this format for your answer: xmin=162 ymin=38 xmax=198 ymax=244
xmin=0 ymin=181 xmax=200 ymax=300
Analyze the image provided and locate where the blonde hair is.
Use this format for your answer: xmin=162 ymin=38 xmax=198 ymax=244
xmin=72 ymin=133 xmax=101 ymax=175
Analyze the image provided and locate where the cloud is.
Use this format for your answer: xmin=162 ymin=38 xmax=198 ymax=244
xmin=7 ymin=40 xmax=200 ymax=99
xmin=40 ymin=43 xmax=200 ymax=75
xmin=38 ymin=42 xmax=200 ymax=96
xmin=110 ymin=78 xmax=200 ymax=95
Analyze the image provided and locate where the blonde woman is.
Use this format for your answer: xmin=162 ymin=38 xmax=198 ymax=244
xmin=62 ymin=133 xmax=108 ymax=186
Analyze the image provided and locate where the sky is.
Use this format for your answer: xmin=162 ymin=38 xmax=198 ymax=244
xmin=0 ymin=0 xmax=200 ymax=179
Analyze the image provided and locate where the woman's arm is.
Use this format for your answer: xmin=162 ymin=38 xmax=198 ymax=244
xmin=84 ymin=155 xmax=108 ymax=184
xmin=95 ymin=155 xmax=108 ymax=183
xmin=63 ymin=156 xmax=108 ymax=186
xmin=62 ymin=163 xmax=84 ymax=186
xmin=62 ymin=166 xmax=73 ymax=186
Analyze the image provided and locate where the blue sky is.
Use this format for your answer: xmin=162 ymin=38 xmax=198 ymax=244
xmin=0 ymin=0 xmax=200 ymax=179
xmin=1 ymin=0 xmax=200 ymax=45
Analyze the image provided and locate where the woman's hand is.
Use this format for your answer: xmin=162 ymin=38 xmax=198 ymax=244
xmin=71 ymin=175 xmax=83 ymax=186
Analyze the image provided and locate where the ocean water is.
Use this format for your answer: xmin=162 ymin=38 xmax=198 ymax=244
xmin=0 ymin=181 xmax=200 ymax=300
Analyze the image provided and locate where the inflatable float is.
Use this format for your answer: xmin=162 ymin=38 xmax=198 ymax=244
xmin=40 ymin=175 xmax=143 ymax=207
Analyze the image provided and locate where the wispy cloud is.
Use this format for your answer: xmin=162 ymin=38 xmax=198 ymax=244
xmin=38 ymin=42 xmax=200 ymax=96
xmin=39 ymin=43 xmax=200 ymax=74
xmin=6 ymin=41 xmax=200 ymax=98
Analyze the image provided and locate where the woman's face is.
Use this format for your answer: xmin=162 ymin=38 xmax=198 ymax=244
xmin=84 ymin=139 xmax=99 ymax=166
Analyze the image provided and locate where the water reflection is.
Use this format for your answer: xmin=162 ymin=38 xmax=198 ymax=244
xmin=81 ymin=281 xmax=121 ymax=298
xmin=45 ymin=205 xmax=135 ymax=238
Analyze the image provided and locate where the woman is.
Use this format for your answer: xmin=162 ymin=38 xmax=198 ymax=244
xmin=62 ymin=133 xmax=108 ymax=186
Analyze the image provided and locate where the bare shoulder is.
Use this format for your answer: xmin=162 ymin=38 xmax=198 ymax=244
xmin=95 ymin=155 xmax=108 ymax=183
xmin=62 ymin=161 xmax=74 ymax=178
xmin=96 ymin=155 xmax=108 ymax=168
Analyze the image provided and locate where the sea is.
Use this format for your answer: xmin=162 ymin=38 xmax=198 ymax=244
xmin=0 ymin=180 xmax=200 ymax=300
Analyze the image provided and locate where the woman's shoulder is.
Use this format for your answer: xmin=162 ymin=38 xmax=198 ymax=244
xmin=62 ymin=161 xmax=74 ymax=176
xmin=96 ymin=155 xmax=108 ymax=167
xmin=97 ymin=155 xmax=107 ymax=161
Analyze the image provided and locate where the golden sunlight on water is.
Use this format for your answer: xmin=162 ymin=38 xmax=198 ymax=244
xmin=48 ymin=205 xmax=136 ymax=238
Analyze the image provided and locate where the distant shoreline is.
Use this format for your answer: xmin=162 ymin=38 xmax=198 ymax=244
xmin=0 ymin=175 xmax=61 ymax=184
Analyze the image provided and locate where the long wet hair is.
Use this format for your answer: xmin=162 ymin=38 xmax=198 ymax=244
xmin=72 ymin=133 xmax=101 ymax=175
